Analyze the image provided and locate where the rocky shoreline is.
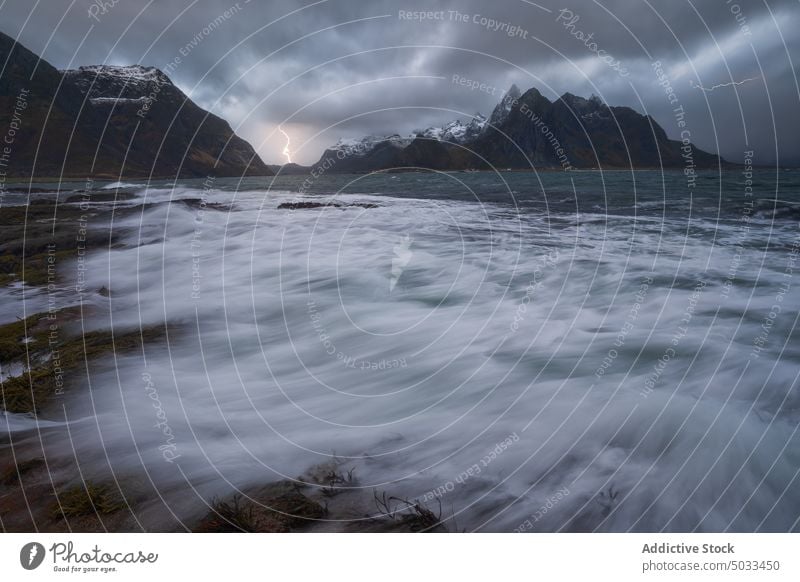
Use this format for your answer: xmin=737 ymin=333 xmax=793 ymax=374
xmin=0 ymin=192 xmax=448 ymax=533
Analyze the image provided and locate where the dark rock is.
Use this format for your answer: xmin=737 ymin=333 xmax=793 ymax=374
xmin=4 ymin=188 xmax=63 ymax=194
xmin=64 ymin=191 xmax=137 ymax=203
xmin=277 ymin=201 xmax=378 ymax=210
xmin=175 ymin=198 xmax=231 ymax=211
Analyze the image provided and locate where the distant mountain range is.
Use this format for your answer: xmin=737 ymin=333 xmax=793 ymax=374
xmin=0 ymin=31 xmax=270 ymax=179
xmin=297 ymin=83 xmax=724 ymax=174
xmin=1 ymin=29 xmax=725 ymax=180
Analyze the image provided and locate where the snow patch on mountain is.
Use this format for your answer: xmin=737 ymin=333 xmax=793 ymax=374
xmin=416 ymin=114 xmax=487 ymax=144
xmin=63 ymin=65 xmax=172 ymax=102
xmin=65 ymin=65 xmax=170 ymax=86
xmin=89 ymin=96 xmax=149 ymax=105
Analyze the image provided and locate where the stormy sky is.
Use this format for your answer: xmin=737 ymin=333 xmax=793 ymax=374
xmin=1 ymin=0 xmax=798 ymax=166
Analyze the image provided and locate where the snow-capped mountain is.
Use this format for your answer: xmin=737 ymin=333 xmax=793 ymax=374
xmin=62 ymin=65 xmax=170 ymax=108
xmin=63 ymin=65 xmax=171 ymax=88
xmin=324 ymin=86 xmax=528 ymax=166
xmin=328 ymin=113 xmax=489 ymax=164
xmin=0 ymin=30 xmax=270 ymax=178
xmin=416 ymin=114 xmax=487 ymax=144
xmin=329 ymin=134 xmax=413 ymax=157
xmin=311 ymin=82 xmax=723 ymax=172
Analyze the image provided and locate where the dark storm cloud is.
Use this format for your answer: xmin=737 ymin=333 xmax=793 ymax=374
xmin=1 ymin=0 xmax=798 ymax=165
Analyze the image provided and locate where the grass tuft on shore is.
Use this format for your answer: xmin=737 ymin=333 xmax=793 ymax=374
xmin=51 ymin=482 xmax=127 ymax=519
xmin=196 ymin=487 xmax=326 ymax=533
xmin=0 ymin=458 xmax=45 ymax=486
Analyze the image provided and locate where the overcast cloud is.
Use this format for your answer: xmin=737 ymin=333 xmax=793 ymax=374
xmin=1 ymin=0 xmax=797 ymax=165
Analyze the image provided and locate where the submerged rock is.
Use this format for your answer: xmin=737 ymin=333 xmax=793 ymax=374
xmin=277 ymin=201 xmax=378 ymax=210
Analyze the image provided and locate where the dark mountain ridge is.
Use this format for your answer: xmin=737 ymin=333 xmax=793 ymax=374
xmin=313 ymin=84 xmax=724 ymax=173
xmin=0 ymin=31 xmax=271 ymax=179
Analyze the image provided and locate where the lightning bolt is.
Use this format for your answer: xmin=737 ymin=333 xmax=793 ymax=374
xmin=278 ymin=125 xmax=293 ymax=164
xmin=28 ymin=545 xmax=38 ymax=566
xmin=690 ymin=76 xmax=761 ymax=92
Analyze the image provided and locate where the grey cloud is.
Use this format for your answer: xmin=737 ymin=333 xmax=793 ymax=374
xmin=1 ymin=0 xmax=797 ymax=165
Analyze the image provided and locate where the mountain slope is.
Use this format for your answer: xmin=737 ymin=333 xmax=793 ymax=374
xmin=0 ymin=31 xmax=271 ymax=179
xmin=472 ymin=88 xmax=721 ymax=169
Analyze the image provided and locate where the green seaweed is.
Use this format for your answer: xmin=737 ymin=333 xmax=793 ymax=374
xmin=1 ymin=324 xmax=168 ymax=414
xmin=51 ymin=482 xmax=126 ymax=519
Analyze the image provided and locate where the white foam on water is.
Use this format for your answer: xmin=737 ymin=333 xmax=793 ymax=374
xmin=9 ymin=186 xmax=799 ymax=532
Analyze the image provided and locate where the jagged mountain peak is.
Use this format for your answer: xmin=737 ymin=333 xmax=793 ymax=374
xmin=559 ymin=92 xmax=604 ymax=107
xmin=556 ymin=92 xmax=610 ymax=122
xmin=489 ymin=85 xmax=525 ymax=126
